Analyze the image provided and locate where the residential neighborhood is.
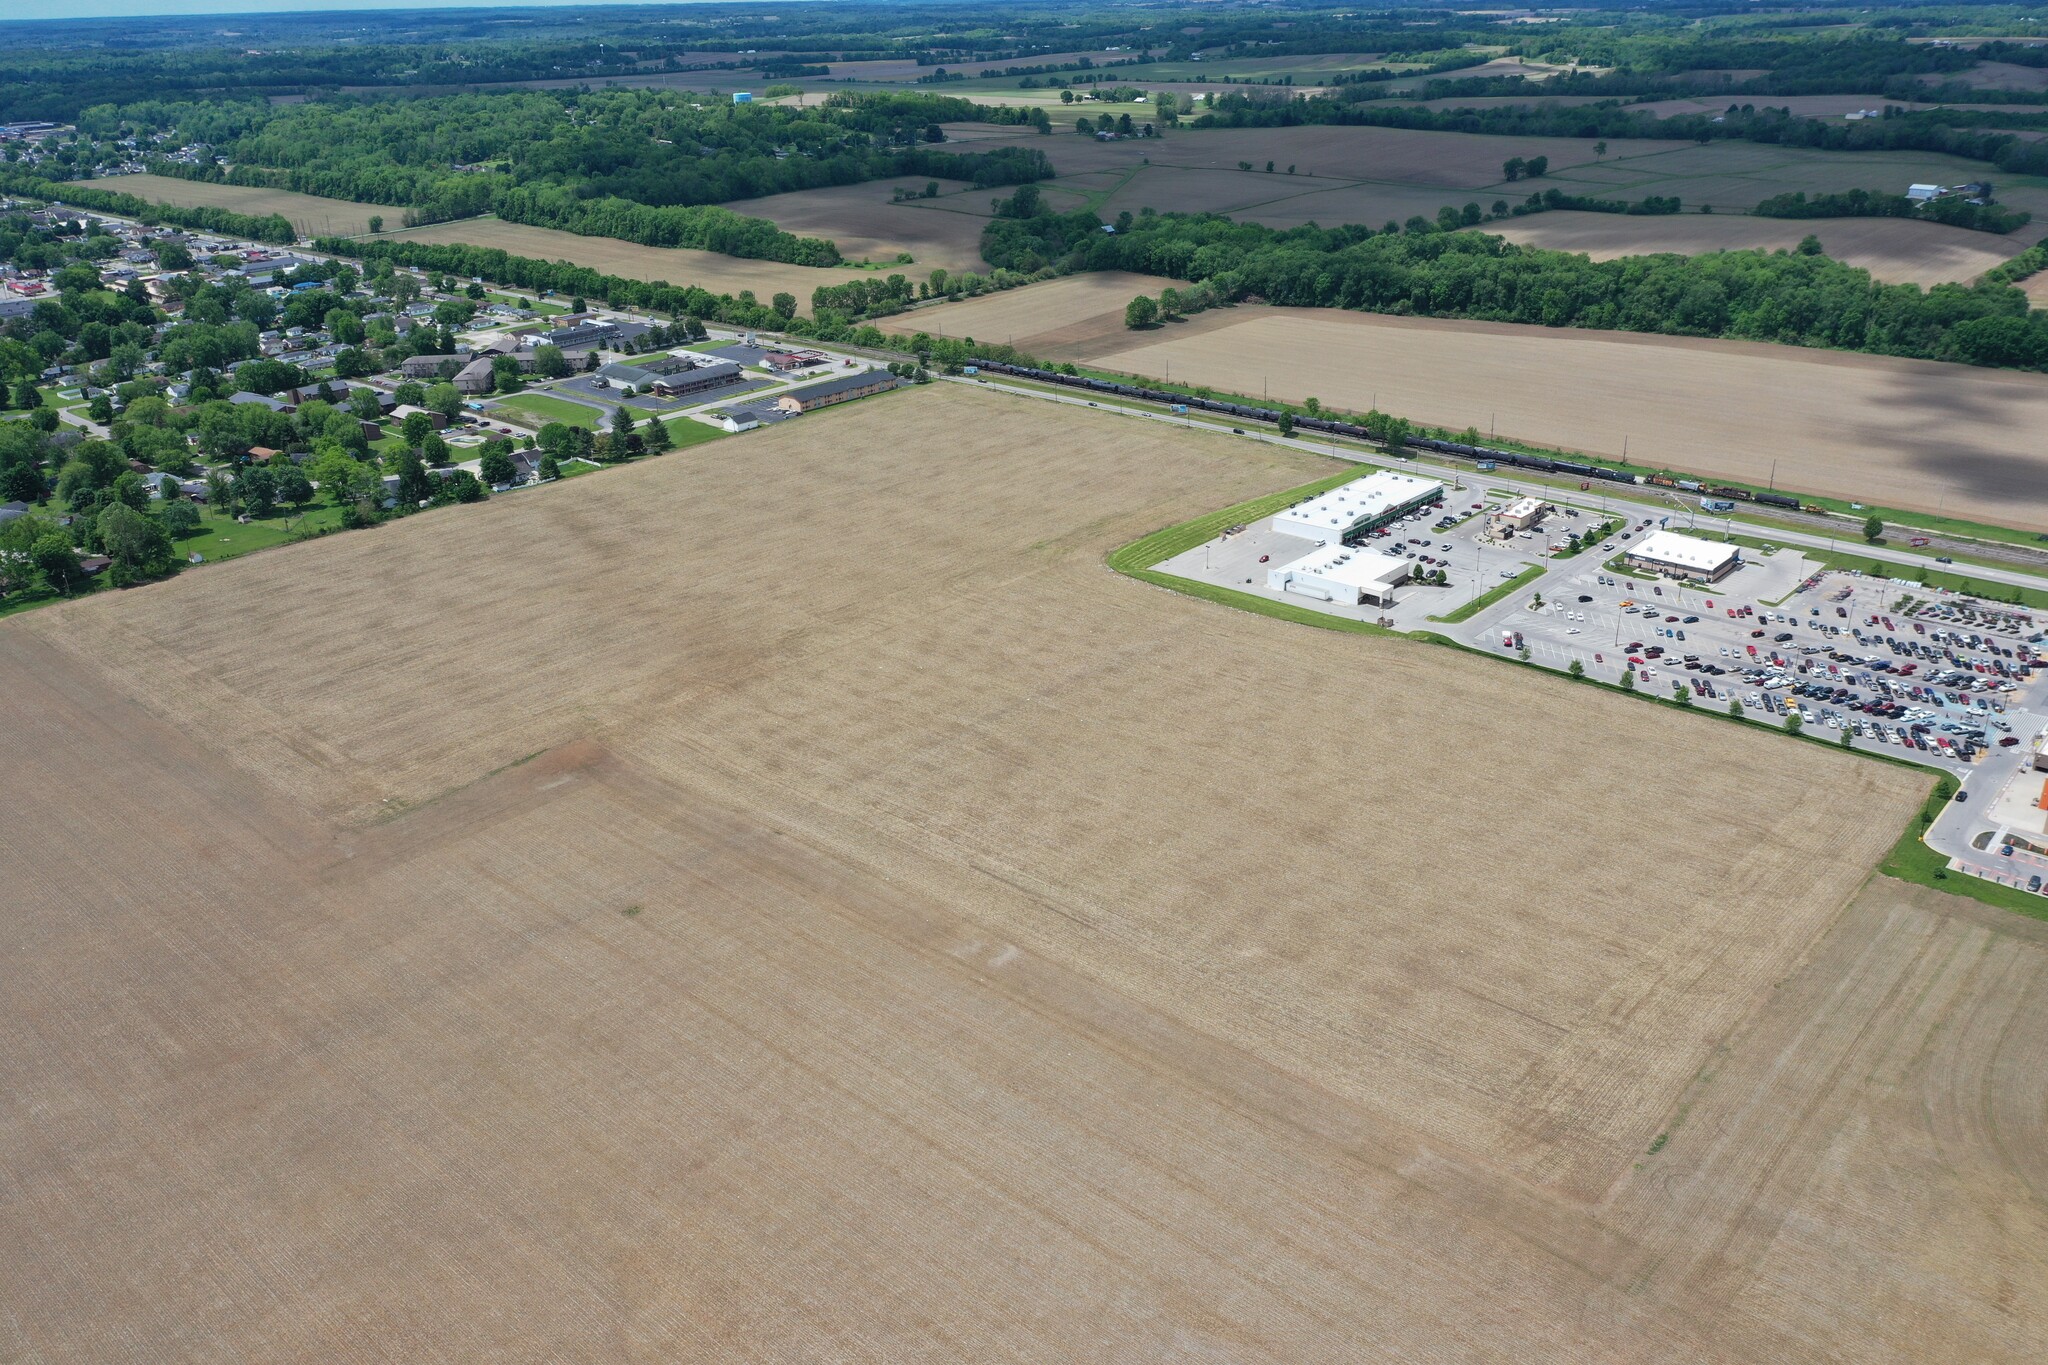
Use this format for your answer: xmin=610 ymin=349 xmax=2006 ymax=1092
xmin=0 ymin=196 xmax=910 ymax=610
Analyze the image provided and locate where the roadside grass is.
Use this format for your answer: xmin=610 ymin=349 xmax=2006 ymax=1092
xmin=1108 ymin=467 xmax=1364 ymax=574
xmin=1724 ymin=533 xmax=2048 ymax=609
xmin=1430 ymin=563 xmax=1544 ymax=623
xmin=494 ymin=393 xmax=601 ymax=429
xmin=1880 ymin=780 xmax=2048 ymax=921
xmin=488 ymin=292 xmax=567 ymax=315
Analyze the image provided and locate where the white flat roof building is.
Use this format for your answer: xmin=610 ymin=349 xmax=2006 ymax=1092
xmin=1266 ymin=544 xmax=1412 ymax=607
xmin=1626 ymin=529 xmax=1741 ymax=582
xmin=1270 ymin=471 xmax=1443 ymax=544
xmin=1489 ymin=495 xmax=1545 ymax=533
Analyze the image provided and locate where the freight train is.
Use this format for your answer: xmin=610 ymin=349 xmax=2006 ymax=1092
xmin=969 ymin=360 xmax=1639 ymax=484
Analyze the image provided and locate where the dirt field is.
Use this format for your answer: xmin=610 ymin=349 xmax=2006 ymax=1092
xmin=885 ymin=270 xmax=1186 ymax=351
xmin=1480 ymin=209 xmax=2027 ymax=285
xmin=75 ymin=173 xmax=386 ymax=236
xmin=1051 ymin=304 xmax=2048 ymax=527
xmin=385 ymin=217 xmax=887 ymax=300
xmin=715 ymin=179 xmax=1000 ymax=273
xmin=7 ymin=384 xmax=2033 ymax=1360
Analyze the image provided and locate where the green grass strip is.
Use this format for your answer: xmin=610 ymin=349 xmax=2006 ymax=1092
xmin=1879 ymin=781 xmax=2048 ymax=921
xmin=1108 ymin=467 xmax=1366 ymax=573
xmin=1430 ymin=564 xmax=1545 ymax=624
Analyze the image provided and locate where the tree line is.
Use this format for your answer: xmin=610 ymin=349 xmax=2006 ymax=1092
xmin=0 ymin=169 xmax=297 ymax=245
xmin=982 ymin=203 xmax=2048 ymax=372
xmin=1752 ymin=188 xmax=2030 ymax=234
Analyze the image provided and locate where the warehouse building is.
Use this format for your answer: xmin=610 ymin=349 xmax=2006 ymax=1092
xmin=1488 ymin=495 xmax=1545 ymax=537
xmin=1626 ymin=530 xmax=1741 ymax=582
xmin=1266 ymin=544 xmax=1411 ymax=607
xmin=1271 ymin=471 xmax=1443 ymax=545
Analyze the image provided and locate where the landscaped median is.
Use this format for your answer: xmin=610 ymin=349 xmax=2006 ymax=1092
xmin=1428 ymin=564 xmax=1544 ymax=625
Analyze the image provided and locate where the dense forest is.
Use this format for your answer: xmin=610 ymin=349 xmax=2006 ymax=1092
xmin=112 ymin=90 xmax=1051 ymax=220
xmin=72 ymin=89 xmax=1054 ymax=261
xmin=982 ymin=203 xmax=2048 ymax=371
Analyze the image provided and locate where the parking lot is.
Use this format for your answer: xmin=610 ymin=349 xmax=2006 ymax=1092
xmin=1159 ymin=484 xmax=2047 ymax=783
xmin=1484 ymin=553 xmax=2046 ymax=775
xmin=1155 ymin=486 xmax=1550 ymax=631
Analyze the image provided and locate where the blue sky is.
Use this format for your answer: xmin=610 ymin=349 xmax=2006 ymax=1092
xmin=6 ymin=0 xmax=738 ymax=22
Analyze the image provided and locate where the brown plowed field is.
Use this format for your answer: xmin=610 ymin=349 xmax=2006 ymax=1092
xmin=715 ymin=178 xmax=998 ymax=273
xmin=1070 ymin=305 xmax=2048 ymax=528
xmin=885 ymin=270 xmax=1186 ymax=350
xmin=2 ymin=384 xmax=2039 ymax=1361
xmin=73 ymin=173 xmax=385 ymax=236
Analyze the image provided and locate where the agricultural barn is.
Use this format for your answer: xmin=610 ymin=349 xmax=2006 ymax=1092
xmin=1488 ymin=496 xmax=1546 ymax=536
xmin=1626 ymin=530 xmax=1741 ymax=583
xmin=774 ymin=370 xmax=896 ymax=413
xmin=1272 ymin=472 xmax=1443 ymax=545
xmin=1266 ymin=544 xmax=1411 ymax=607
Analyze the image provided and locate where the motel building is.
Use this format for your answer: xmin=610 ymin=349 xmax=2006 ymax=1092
xmin=1271 ymin=471 xmax=1444 ymax=545
xmin=1266 ymin=543 xmax=1412 ymax=608
xmin=1625 ymin=529 xmax=1742 ymax=583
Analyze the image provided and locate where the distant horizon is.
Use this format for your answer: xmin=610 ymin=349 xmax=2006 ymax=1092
xmin=2 ymin=0 xmax=798 ymax=23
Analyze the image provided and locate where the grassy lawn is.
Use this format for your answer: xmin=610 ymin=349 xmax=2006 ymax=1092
xmin=179 ymin=503 xmax=346 ymax=562
xmin=1880 ymin=779 xmax=2048 ymax=921
xmin=0 ymin=583 xmax=97 ymax=620
xmin=493 ymin=393 xmax=601 ymax=429
xmin=488 ymin=292 xmax=568 ymax=315
xmin=1430 ymin=564 xmax=1545 ymax=623
xmin=551 ymin=458 xmax=600 ymax=479
xmin=662 ymin=419 xmax=728 ymax=450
